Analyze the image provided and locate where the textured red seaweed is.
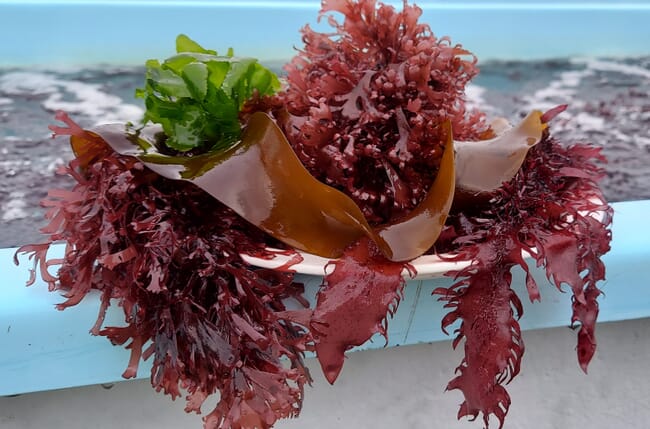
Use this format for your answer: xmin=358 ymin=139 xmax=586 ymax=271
xmin=277 ymin=0 xmax=489 ymax=224
xmin=310 ymin=237 xmax=409 ymax=384
xmin=434 ymin=133 xmax=612 ymax=428
xmin=17 ymin=112 xmax=312 ymax=429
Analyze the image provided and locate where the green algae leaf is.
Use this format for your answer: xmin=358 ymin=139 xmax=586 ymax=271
xmin=137 ymin=35 xmax=280 ymax=152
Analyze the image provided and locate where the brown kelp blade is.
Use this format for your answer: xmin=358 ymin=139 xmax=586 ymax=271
xmin=71 ymin=112 xmax=456 ymax=262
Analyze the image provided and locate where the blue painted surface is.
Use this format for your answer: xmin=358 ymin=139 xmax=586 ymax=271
xmin=1 ymin=1 xmax=650 ymax=66
xmin=1 ymin=200 xmax=649 ymax=396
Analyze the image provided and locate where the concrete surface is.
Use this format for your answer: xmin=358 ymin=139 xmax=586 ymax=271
xmin=1 ymin=317 xmax=648 ymax=429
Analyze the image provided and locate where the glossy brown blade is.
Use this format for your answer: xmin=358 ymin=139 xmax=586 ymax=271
xmin=74 ymin=112 xmax=456 ymax=261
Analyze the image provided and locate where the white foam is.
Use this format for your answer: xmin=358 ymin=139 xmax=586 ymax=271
xmin=465 ymin=83 xmax=486 ymax=107
xmin=3 ymin=136 xmax=25 ymax=142
xmin=0 ymin=71 xmax=59 ymax=95
xmin=0 ymin=71 xmax=143 ymax=124
xmin=571 ymin=111 xmax=605 ymax=132
xmin=574 ymin=58 xmax=650 ymax=80
xmin=464 ymin=83 xmax=498 ymax=115
xmin=42 ymin=80 xmax=143 ymax=123
xmin=0 ymin=97 xmax=12 ymax=106
xmin=0 ymin=160 xmax=26 ymax=174
xmin=611 ymin=129 xmax=632 ymax=143
xmin=46 ymin=157 xmax=66 ymax=173
xmin=636 ymin=136 xmax=650 ymax=148
xmin=1 ymin=191 xmax=28 ymax=222
xmin=549 ymin=110 xmax=606 ymax=135
xmin=523 ymin=67 xmax=593 ymax=111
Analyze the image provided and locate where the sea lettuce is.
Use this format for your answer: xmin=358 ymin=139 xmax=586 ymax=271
xmin=136 ymin=34 xmax=280 ymax=152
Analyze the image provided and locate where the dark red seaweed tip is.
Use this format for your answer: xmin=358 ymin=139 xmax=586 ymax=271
xmin=576 ymin=327 xmax=598 ymax=373
xmin=49 ymin=110 xmax=87 ymax=138
xmin=540 ymin=104 xmax=568 ymax=123
xmin=315 ymin=342 xmax=346 ymax=384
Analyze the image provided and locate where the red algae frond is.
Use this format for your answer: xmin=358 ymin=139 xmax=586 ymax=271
xmin=278 ymin=0 xmax=489 ymax=223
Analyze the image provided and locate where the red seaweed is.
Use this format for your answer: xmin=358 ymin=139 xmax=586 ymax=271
xmin=277 ymin=0 xmax=489 ymax=224
xmin=310 ymin=237 xmax=408 ymax=384
xmin=434 ymin=133 xmax=612 ymax=427
xmin=17 ymin=115 xmax=312 ymax=429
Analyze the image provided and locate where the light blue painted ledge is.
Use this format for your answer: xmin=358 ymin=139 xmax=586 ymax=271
xmin=1 ymin=0 xmax=650 ymax=397
xmin=2 ymin=200 xmax=649 ymax=396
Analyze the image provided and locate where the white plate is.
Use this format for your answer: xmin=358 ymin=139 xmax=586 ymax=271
xmin=241 ymin=201 xmax=607 ymax=280
xmin=241 ymin=249 xmax=471 ymax=280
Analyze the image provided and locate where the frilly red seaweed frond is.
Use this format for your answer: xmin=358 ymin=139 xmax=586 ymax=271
xmin=437 ymin=263 xmax=524 ymax=428
xmin=434 ymin=133 xmax=612 ymax=427
xmin=16 ymin=115 xmax=312 ymax=429
xmin=309 ymin=237 xmax=408 ymax=383
xmin=278 ymin=0 xmax=488 ymax=224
